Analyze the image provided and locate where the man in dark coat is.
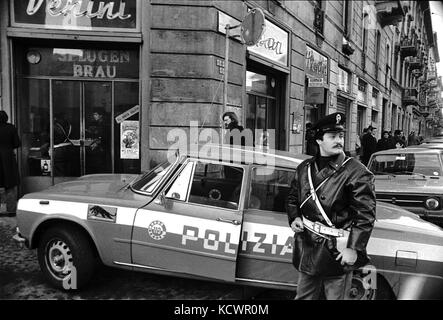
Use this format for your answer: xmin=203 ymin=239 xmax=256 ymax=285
xmin=360 ymin=125 xmax=377 ymax=166
xmin=0 ymin=111 xmax=21 ymax=216
xmin=287 ymin=112 xmax=376 ymax=300
xmin=377 ymin=130 xmax=394 ymax=151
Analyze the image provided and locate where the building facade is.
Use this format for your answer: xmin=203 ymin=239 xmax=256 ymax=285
xmin=0 ymin=0 xmax=441 ymax=195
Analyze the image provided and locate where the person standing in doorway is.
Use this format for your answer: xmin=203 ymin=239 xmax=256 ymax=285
xmin=0 ymin=111 xmax=21 ymax=216
xmin=305 ymin=122 xmax=319 ymax=156
xmin=85 ymin=108 xmax=109 ymax=174
xmin=286 ymin=112 xmax=376 ymax=300
xmin=360 ymin=126 xmax=377 ymax=166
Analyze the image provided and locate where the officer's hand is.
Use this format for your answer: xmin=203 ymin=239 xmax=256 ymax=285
xmin=336 ymin=248 xmax=357 ymax=265
xmin=291 ymin=217 xmax=304 ymax=233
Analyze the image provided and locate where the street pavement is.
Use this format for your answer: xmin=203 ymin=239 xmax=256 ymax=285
xmin=0 ymin=216 xmax=294 ymax=300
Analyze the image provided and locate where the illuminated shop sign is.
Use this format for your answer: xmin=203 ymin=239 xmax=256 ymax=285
xmin=22 ymin=47 xmax=139 ymax=79
xmin=218 ymin=11 xmax=288 ymax=67
xmin=247 ymin=18 xmax=288 ymax=67
xmin=11 ymin=0 xmax=139 ymax=32
xmin=305 ymin=46 xmax=328 ymax=84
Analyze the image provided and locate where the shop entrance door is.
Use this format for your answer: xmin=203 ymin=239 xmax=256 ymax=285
xmin=52 ymin=80 xmax=112 ymax=177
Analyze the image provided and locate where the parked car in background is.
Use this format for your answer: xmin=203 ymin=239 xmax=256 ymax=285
xmin=368 ymin=147 xmax=443 ymax=227
xmin=14 ymin=145 xmax=443 ymax=299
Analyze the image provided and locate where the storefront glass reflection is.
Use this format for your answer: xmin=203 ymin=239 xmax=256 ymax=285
xmin=15 ymin=44 xmax=140 ymax=193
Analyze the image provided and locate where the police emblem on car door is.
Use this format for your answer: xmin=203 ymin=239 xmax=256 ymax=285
xmin=131 ymin=159 xmax=245 ymax=281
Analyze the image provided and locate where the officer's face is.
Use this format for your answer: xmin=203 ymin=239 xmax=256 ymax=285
xmin=317 ymin=132 xmax=344 ymax=156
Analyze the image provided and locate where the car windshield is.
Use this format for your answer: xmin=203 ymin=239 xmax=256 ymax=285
xmin=132 ymin=161 xmax=175 ymax=193
xmin=369 ymin=153 xmax=442 ymax=177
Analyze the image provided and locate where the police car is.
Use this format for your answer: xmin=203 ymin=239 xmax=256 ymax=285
xmin=13 ymin=145 xmax=443 ymax=299
xmin=368 ymin=147 xmax=443 ymax=227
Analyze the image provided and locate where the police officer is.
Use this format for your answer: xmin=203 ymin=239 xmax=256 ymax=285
xmin=287 ymin=112 xmax=376 ymax=300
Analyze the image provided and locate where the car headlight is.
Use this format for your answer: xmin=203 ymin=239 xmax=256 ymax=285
xmin=425 ymin=197 xmax=440 ymax=210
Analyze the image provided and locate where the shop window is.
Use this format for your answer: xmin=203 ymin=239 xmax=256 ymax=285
xmin=357 ymin=79 xmax=367 ymax=103
xmin=338 ymin=67 xmax=351 ymax=93
xmin=372 ymin=110 xmax=379 ymax=128
xmin=15 ymin=42 xmax=140 ymax=193
xmin=17 ymin=79 xmax=50 ymax=193
xmin=246 ymin=66 xmax=284 ymax=150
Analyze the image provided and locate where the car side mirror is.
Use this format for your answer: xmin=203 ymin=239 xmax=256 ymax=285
xmin=154 ymin=192 xmax=173 ymax=210
xmin=154 ymin=192 xmax=166 ymax=206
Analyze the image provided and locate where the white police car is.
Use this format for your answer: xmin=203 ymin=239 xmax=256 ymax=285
xmin=14 ymin=145 xmax=443 ymax=299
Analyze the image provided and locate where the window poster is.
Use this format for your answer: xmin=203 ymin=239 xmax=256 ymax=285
xmin=120 ymin=120 xmax=139 ymax=159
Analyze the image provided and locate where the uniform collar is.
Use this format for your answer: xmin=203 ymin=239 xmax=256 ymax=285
xmin=309 ymin=151 xmax=346 ymax=168
xmin=309 ymin=152 xmax=347 ymax=183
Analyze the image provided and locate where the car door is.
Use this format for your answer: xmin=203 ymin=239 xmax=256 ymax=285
xmin=131 ymin=159 xmax=246 ymax=281
xmin=236 ymin=166 xmax=299 ymax=287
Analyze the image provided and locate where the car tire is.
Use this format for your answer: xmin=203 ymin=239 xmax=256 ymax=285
xmin=37 ymin=226 xmax=96 ymax=290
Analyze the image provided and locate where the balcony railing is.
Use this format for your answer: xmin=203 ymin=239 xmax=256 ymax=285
xmin=400 ymin=37 xmax=418 ymax=58
xmin=411 ymin=69 xmax=423 ymax=77
xmin=375 ymin=1 xmax=405 ymax=27
xmin=408 ymin=56 xmax=423 ymax=70
xmin=403 ymin=87 xmax=419 ymax=106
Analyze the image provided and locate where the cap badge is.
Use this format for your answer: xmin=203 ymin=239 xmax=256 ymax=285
xmin=336 ymin=114 xmax=341 ymax=124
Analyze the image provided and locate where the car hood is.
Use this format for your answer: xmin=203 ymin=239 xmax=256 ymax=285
xmin=376 ymin=202 xmax=443 ymax=234
xmin=374 ymin=175 xmax=443 ymax=194
xmin=22 ymin=174 xmax=140 ymax=200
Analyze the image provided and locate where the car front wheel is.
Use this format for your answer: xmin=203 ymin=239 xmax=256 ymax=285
xmin=348 ymin=271 xmax=394 ymax=300
xmin=37 ymin=226 xmax=95 ymax=290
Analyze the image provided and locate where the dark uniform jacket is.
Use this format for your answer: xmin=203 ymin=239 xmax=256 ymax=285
xmin=287 ymin=152 xmax=376 ymax=276
xmin=0 ymin=123 xmax=21 ymax=188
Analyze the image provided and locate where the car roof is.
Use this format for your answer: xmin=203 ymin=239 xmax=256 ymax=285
xmin=183 ymin=144 xmax=311 ymax=169
xmin=412 ymin=143 xmax=443 ymax=149
xmin=372 ymin=147 xmax=443 ymax=155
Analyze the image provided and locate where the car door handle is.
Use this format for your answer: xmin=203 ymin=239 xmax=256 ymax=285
xmin=217 ymin=217 xmax=241 ymax=225
xmin=39 ymin=200 xmax=49 ymax=205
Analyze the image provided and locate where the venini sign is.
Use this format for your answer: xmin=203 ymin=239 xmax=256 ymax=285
xmin=11 ymin=0 xmax=139 ymax=32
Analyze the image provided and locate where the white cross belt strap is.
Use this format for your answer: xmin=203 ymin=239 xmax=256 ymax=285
xmin=302 ymin=216 xmax=346 ymax=237
xmin=305 ymin=157 xmax=352 ymax=227
xmin=301 ymin=157 xmax=352 ymax=252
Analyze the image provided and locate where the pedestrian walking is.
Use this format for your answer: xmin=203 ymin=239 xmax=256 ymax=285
xmin=394 ymin=130 xmax=406 ymax=148
xmin=286 ymin=112 xmax=376 ymax=300
xmin=407 ymin=131 xmax=420 ymax=146
xmin=360 ymin=126 xmax=377 ymax=166
xmin=377 ymin=131 xmax=394 ymax=151
xmin=0 ymin=110 xmax=21 ymax=216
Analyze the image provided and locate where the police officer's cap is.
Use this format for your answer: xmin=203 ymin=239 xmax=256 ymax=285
xmin=312 ymin=112 xmax=346 ymax=134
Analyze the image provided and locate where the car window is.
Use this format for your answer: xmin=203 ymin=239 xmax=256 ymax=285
xmin=165 ymin=161 xmax=194 ymax=201
xmin=132 ymin=161 xmax=175 ymax=193
xmin=369 ymin=153 xmax=442 ymax=176
xmin=248 ymin=167 xmax=295 ymax=213
xmin=187 ymin=161 xmax=244 ymax=210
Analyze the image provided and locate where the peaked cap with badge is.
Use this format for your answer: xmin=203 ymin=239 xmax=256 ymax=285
xmin=312 ymin=112 xmax=346 ymax=134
